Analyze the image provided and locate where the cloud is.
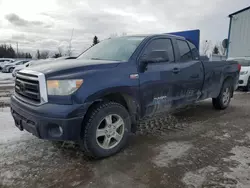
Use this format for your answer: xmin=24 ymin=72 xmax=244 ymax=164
xmin=0 ymin=0 xmax=250 ymax=56
xmin=5 ymin=13 xmax=52 ymax=28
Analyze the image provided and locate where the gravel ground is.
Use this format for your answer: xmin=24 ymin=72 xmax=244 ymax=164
xmin=1 ymin=91 xmax=250 ymax=188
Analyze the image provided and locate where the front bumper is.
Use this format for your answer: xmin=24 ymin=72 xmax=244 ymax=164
xmin=11 ymin=95 xmax=90 ymax=141
xmin=238 ymin=74 xmax=249 ymax=87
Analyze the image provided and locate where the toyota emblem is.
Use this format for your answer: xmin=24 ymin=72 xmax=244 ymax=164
xmin=19 ymin=82 xmax=25 ymax=92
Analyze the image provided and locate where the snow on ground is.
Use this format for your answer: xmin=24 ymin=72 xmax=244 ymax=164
xmin=0 ymin=107 xmax=33 ymax=144
xmin=0 ymin=73 xmax=14 ymax=106
xmin=223 ymin=145 xmax=250 ymax=188
xmin=0 ymin=72 xmax=13 ymax=81
xmin=182 ymin=166 xmax=218 ymax=188
xmin=152 ymin=141 xmax=192 ymax=167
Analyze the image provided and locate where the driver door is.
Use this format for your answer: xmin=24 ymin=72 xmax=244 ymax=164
xmin=138 ymin=38 xmax=180 ymax=117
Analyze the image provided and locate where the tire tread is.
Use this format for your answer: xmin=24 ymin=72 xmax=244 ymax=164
xmin=81 ymin=101 xmax=128 ymax=159
xmin=212 ymin=79 xmax=232 ymax=110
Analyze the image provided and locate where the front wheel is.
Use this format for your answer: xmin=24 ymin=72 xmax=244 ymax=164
xmin=212 ymin=80 xmax=232 ymax=110
xmin=9 ymin=67 xmax=14 ymax=73
xmin=80 ymin=102 xmax=131 ymax=159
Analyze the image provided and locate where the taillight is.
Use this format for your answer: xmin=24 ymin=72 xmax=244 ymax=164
xmin=238 ymin=64 xmax=241 ymax=72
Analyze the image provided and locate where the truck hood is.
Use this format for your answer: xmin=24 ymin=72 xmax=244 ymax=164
xmin=26 ymin=59 xmax=121 ymax=78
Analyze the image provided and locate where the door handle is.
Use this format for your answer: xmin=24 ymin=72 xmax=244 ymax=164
xmin=172 ymin=68 xmax=180 ymax=74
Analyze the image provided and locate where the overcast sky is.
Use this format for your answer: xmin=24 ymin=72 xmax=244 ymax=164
xmin=0 ymin=0 xmax=249 ymax=56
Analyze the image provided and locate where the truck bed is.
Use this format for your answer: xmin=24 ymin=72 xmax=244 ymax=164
xmin=201 ymin=60 xmax=239 ymax=100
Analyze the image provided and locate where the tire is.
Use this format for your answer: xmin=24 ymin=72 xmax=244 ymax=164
xmin=212 ymin=80 xmax=232 ymax=110
xmin=243 ymin=78 xmax=250 ymax=92
xmin=80 ymin=102 xmax=131 ymax=159
xmin=9 ymin=67 xmax=14 ymax=73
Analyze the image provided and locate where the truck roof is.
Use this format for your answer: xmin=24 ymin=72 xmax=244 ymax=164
xmin=123 ymin=34 xmax=186 ymax=40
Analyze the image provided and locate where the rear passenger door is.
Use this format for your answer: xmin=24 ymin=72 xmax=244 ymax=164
xmin=174 ymin=39 xmax=204 ymax=106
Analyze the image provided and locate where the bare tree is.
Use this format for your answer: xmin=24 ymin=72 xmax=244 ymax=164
xmin=36 ymin=50 xmax=41 ymax=59
xmin=217 ymin=41 xmax=226 ymax=55
xmin=201 ymin=40 xmax=212 ymax=55
xmin=52 ymin=47 xmax=62 ymax=58
xmin=67 ymin=45 xmax=72 ymax=56
xmin=40 ymin=51 xmax=49 ymax=59
xmin=122 ymin=32 xmax=127 ymax=36
xmin=109 ymin=33 xmax=118 ymax=38
xmin=58 ymin=47 xmax=63 ymax=56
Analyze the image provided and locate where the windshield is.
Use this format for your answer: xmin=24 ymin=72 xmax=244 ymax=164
xmin=78 ymin=36 xmax=145 ymax=61
xmin=233 ymin=59 xmax=250 ymax=67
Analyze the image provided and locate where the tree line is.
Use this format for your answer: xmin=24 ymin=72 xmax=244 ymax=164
xmin=0 ymin=35 xmax=102 ymax=60
xmin=0 ymin=44 xmax=32 ymax=59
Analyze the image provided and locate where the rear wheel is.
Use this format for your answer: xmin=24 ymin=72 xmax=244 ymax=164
xmin=212 ymin=80 xmax=232 ymax=110
xmin=80 ymin=102 xmax=131 ymax=159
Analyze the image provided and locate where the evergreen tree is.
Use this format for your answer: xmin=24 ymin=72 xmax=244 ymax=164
xmin=36 ymin=50 xmax=41 ymax=59
xmin=93 ymin=36 xmax=99 ymax=46
xmin=213 ymin=45 xmax=219 ymax=55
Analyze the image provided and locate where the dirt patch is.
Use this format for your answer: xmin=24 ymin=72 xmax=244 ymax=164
xmin=84 ymin=170 xmax=148 ymax=188
xmin=137 ymin=114 xmax=188 ymax=137
xmin=245 ymin=132 xmax=250 ymax=140
xmin=214 ymin=133 xmax=231 ymax=141
xmin=152 ymin=141 xmax=192 ymax=167
xmin=182 ymin=166 xmax=218 ymax=188
xmin=223 ymin=146 xmax=250 ymax=188
xmin=0 ymin=101 xmax=10 ymax=107
xmin=0 ymin=140 xmax=94 ymax=188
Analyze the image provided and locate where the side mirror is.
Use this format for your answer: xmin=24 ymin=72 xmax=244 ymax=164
xmin=139 ymin=50 xmax=169 ymax=72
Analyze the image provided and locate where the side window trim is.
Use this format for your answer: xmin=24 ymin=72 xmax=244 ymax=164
xmin=177 ymin=39 xmax=193 ymax=62
xmin=138 ymin=37 xmax=176 ymax=63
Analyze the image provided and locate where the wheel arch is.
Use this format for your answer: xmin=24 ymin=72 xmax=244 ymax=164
xmin=83 ymin=91 xmax=140 ymax=133
xmin=223 ymin=76 xmax=234 ymax=97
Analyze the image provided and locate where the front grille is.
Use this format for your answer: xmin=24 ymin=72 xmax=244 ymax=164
xmin=14 ymin=69 xmax=48 ymax=105
xmin=15 ymin=72 xmax=40 ymax=103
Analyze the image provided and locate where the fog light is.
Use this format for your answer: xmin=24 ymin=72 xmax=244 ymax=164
xmin=48 ymin=124 xmax=63 ymax=137
xmin=238 ymin=80 xmax=243 ymax=84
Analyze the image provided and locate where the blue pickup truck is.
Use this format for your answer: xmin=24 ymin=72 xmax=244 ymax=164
xmin=11 ymin=34 xmax=240 ymax=158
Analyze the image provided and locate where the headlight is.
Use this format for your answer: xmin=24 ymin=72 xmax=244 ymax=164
xmin=240 ymin=71 xmax=248 ymax=75
xmin=47 ymin=79 xmax=83 ymax=95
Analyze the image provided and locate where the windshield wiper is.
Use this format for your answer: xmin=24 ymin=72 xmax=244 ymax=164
xmin=91 ymin=58 xmax=103 ymax=60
